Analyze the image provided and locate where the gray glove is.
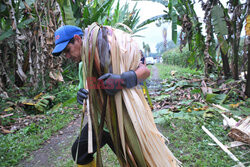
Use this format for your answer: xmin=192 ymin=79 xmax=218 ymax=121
xmin=98 ymin=71 xmax=137 ymax=95
xmin=77 ymin=88 xmax=88 ymax=105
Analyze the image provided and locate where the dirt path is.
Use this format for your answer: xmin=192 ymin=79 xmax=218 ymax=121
xmin=19 ymin=115 xmax=87 ymax=167
xmin=147 ymin=65 xmax=162 ymax=94
xmin=151 ymin=65 xmax=159 ymax=80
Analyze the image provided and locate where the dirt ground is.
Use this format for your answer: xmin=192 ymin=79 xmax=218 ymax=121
xmin=18 ymin=115 xmax=87 ymax=167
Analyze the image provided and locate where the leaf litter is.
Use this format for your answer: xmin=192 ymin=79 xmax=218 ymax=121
xmin=0 ymin=92 xmax=75 ymax=134
xmin=147 ymin=68 xmax=249 ymax=166
xmin=148 ymin=71 xmax=249 ymax=148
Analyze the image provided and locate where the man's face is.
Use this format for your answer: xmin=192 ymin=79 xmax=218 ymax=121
xmin=64 ymin=35 xmax=82 ymax=62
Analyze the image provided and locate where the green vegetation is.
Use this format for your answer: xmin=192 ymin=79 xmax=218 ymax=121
xmin=0 ymin=105 xmax=80 ymax=166
xmin=159 ymin=115 xmax=249 ymax=167
xmin=155 ymin=63 xmax=202 ymax=79
xmin=162 ymin=47 xmax=191 ymax=68
xmin=151 ymin=64 xmax=250 ymax=166
xmin=0 ymin=83 xmax=80 ymax=167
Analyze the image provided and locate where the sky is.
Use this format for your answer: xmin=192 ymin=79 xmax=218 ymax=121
xmin=123 ymin=0 xmax=171 ymax=52
xmin=116 ymin=0 xmax=245 ymax=53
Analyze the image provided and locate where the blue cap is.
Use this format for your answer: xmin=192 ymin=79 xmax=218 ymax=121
xmin=52 ymin=25 xmax=83 ymax=56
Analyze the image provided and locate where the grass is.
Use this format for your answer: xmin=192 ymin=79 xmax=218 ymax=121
xmin=0 ymin=83 xmax=81 ymax=167
xmin=158 ymin=113 xmax=250 ymax=167
xmin=155 ymin=63 xmax=202 ymax=80
xmin=0 ymin=104 xmax=81 ymax=167
xmin=151 ymin=63 xmax=250 ymax=166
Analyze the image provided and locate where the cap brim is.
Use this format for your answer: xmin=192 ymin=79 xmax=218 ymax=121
xmin=52 ymin=40 xmax=70 ymax=56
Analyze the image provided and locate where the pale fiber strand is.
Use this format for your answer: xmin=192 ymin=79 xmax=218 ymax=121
xmin=109 ymin=27 xmax=179 ymax=167
xmin=110 ymin=32 xmax=127 ymax=160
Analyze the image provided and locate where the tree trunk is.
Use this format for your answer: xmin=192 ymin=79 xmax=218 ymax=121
xmin=228 ymin=116 xmax=250 ymax=144
xmin=232 ymin=31 xmax=239 ymax=80
xmin=246 ymin=36 xmax=250 ymax=96
xmin=220 ymin=49 xmax=231 ymax=78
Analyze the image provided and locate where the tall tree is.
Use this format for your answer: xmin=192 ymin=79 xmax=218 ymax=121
xmin=229 ymin=0 xmax=247 ymax=80
xmin=143 ymin=42 xmax=151 ymax=57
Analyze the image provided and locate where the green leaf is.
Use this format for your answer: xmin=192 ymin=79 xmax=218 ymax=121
xmin=171 ymin=12 xmax=177 ymax=43
xmin=153 ymin=109 xmax=169 ymax=118
xmin=211 ymin=5 xmax=228 ymax=35
xmin=191 ymin=88 xmax=201 ymax=94
xmin=174 ymin=3 xmax=185 ymax=16
xmin=206 ymin=93 xmax=227 ymax=104
xmin=165 ymin=85 xmax=177 ymax=92
xmin=92 ymin=0 xmax=114 ymax=23
xmin=203 ymin=109 xmax=216 ymax=119
xmin=173 ymin=112 xmax=192 ymax=119
xmin=154 ymin=94 xmax=171 ymax=101
xmin=179 ymin=100 xmax=193 ymax=105
xmin=0 ymin=29 xmax=14 ymax=41
xmin=57 ymin=0 xmax=76 ymax=25
xmin=0 ymin=17 xmax=35 ymax=41
xmin=17 ymin=18 xmax=35 ymax=29
xmin=0 ymin=3 xmax=7 ymax=12
xmin=154 ymin=116 xmax=168 ymax=124
xmin=137 ymin=14 xmax=170 ymax=29
xmin=51 ymin=103 xmax=62 ymax=112
xmin=111 ymin=1 xmax=120 ymax=25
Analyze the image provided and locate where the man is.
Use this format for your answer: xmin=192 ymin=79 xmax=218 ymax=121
xmin=52 ymin=25 xmax=150 ymax=167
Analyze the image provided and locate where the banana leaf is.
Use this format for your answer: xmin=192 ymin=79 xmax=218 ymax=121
xmin=81 ymin=23 xmax=179 ymax=166
xmin=211 ymin=5 xmax=228 ymax=36
xmin=57 ymin=0 xmax=76 ymax=25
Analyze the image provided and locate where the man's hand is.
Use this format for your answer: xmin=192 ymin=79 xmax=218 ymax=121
xmin=98 ymin=71 xmax=137 ymax=96
xmin=77 ymin=88 xmax=88 ymax=105
xmin=135 ymin=62 xmax=150 ymax=83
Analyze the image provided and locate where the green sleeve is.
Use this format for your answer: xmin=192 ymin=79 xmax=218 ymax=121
xmin=78 ymin=62 xmax=84 ymax=89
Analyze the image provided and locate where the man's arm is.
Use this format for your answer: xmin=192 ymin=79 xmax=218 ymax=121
xmin=98 ymin=63 xmax=150 ymax=95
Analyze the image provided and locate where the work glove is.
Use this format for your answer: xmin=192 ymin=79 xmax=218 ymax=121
xmin=98 ymin=71 xmax=137 ymax=96
xmin=77 ymin=88 xmax=88 ymax=105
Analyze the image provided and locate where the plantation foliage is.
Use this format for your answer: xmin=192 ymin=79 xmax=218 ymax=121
xmin=142 ymin=0 xmax=249 ymax=96
xmin=162 ymin=47 xmax=190 ymax=68
xmin=0 ymin=0 xmax=144 ymax=100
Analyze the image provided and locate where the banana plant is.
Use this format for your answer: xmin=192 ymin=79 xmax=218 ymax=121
xmin=81 ymin=0 xmax=115 ymax=27
xmin=118 ymin=2 xmax=145 ymax=35
xmin=0 ymin=0 xmax=64 ymax=96
xmin=57 ymin=0 xmax=77 ymax=25
xmin=56 ymin=0 xmax=115 ymax=27
xmin=210 ymin=4 xmax=231 ymax=78
xmin=138 ymin=0 xmax=206 ymax=70
xmin=208 ymin=0 xmax=247 ymax=79
xmin=103 ymin=1 xmax=146 ymax=36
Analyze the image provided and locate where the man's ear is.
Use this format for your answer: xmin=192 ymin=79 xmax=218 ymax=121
xmin=74 ymin=34 xmax=82 ymax=42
